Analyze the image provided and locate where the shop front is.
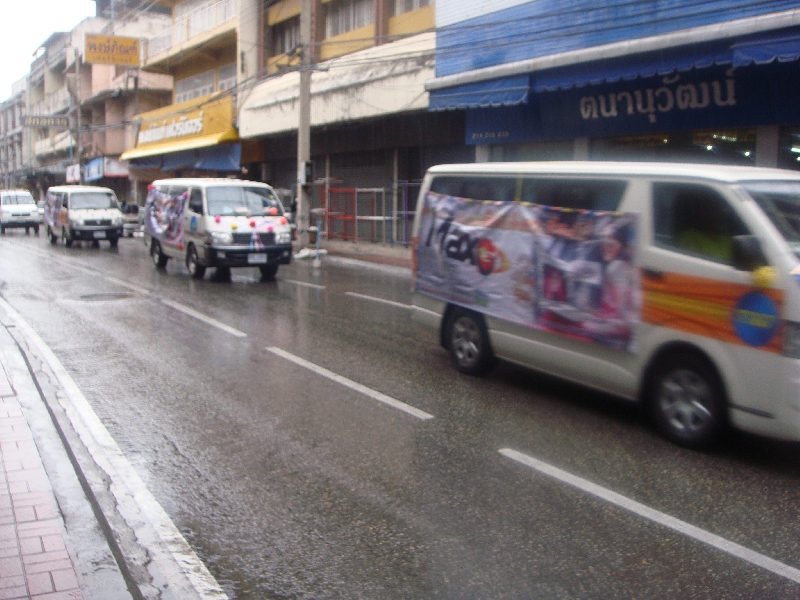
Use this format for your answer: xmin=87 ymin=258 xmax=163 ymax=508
xmin=428 ymin=18 xmax=800 ymax=169
xmin=120 ymin=93 xmax=241 ymax=203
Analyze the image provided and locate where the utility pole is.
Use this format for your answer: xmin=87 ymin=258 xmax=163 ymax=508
xmin=296 ymin=0 xmax=312 ymax=248
xmin=75 ymin=47 xmax=82 ymax=184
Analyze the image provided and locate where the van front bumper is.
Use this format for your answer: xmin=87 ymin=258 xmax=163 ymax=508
xmin=204 ymin=244 xmax=293 ymax=267
xmin=68 ymin=226 xmax=124 ymax=241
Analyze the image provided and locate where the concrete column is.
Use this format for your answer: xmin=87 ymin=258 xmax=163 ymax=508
xmin=574 ymin=137 xmax=590 ymax=160
xmin=756 ymin=126 xmax=780 ymax=168
xmin=475 ymin=145 xmax=490 ymax=163
xmin=238 ymin=0 xmax=261 ymax=85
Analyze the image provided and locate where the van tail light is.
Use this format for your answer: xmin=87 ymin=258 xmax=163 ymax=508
xmin=783 ymin=321 xmax=800 ymax=358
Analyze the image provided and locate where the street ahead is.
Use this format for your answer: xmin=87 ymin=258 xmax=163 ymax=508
xmin=2 ymin=232 xmax=800 ymax=599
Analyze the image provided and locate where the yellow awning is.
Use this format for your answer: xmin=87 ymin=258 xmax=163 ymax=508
xmin=120 ymin=128 xmax=239 ymax=161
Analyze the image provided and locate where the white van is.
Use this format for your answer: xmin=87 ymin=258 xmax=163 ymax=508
xmin=411 ymin=162 xmax=800 ymax=447
xmin=144 ymin=178 xmax=292 ymax=279
xmin=0 ymin=189 xmax=39 ymax=235
xmin=44 ymin=185 xmax=125 ymax=247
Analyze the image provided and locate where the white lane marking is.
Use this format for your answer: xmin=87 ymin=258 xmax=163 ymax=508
xmin=500 ymin=448 xmax=800 ymax=584
xmin=161 ymin=299 xmax=247 ymax=338
xmin=0 ymin=297 xmax=228 ymax=599
xmin=345 ymin=292 xmax=411 ymax=310
xmin=267 ymin=347 xmax=434 ymax=420
xmin=105 ymin=276 xmax=151 ymax=296
xmin=281 ymin=279 xmax=326 ymax=290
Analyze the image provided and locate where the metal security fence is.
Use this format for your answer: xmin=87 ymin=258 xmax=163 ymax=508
xmin=303 ymin=179 xmax=422 ymax=246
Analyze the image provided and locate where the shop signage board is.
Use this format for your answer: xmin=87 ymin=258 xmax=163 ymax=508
xmin=85 ymin=34 xmax=140 ymax=66
xmin=466 ymin=61 xmax=800 ymax=144
xmin=23 ymin=116 xmax=69 ymax=128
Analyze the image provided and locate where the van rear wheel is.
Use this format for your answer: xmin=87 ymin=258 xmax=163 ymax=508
xmin=151 ymin=239 xmax=167 ymax=269
xmin=648 ymin=353 xmax=725 ymax=448
xmin=259 ymin=264 xmax=278 ymax=280
xmin=446 ymin=308 xmax=494 ymax=376
xmin=48 ymin=227 xmax=57 ymax=244
xmin=62 ymin=227 xmax=72 ymax=248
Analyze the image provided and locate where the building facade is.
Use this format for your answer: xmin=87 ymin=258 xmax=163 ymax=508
xmin=121 ymin=0 xmax=249 ymax=202
xmin=427 ymin=0 xmax=800 ymax=169
xmin=0 ymin=78 xmax=29 ymax=191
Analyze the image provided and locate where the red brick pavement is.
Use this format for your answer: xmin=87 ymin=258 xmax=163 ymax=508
xmin=0 ymin=379 xmax=83 ymax=600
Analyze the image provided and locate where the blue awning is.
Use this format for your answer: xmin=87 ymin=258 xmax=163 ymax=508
xmin=733 ymin=30 xmax=800 ymax=65
xmin=429 ymin=26 xmax=800 ymax=109
xmin=130 ymin=143 xmax=241 ymax=172
xmin=429 ymin=75 xmax=530 ymax=111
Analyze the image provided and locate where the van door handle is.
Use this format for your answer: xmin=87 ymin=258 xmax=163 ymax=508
xmin=642 ymin=268 xmax=663 ymax=279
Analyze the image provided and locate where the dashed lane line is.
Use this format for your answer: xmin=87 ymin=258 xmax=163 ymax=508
xmin=267 ymin=347 xmax=434 ymax=420
xmin=500 ymin=448 xmax=800 ymax=585
xmin=281 ymin=279 xmax=326 ymax=290
xmin=344 ymin=292 xmax=411 ymax=310
xmin=161 ymin=299 xmax=247 ymax=338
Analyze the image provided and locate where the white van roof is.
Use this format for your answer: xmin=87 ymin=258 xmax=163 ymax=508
xmin=150 ymin=178 xmax=274 ymax=188
xmin=48 ymin=185 xmax=116 ymax=194
xmin=426 ymin=161 xmax=800 ymax=183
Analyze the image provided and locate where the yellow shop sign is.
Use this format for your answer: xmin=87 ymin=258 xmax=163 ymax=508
xmin=121 ymin=94 xmax=239 ymax=160
xmin=85 ymin=34 xmax=140 ymax=66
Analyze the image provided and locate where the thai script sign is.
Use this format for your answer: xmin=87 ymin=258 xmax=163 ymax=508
xmin=85 ymin=34 xmax=140 ymax=66
xmin=415 ymin=192 xmax=640 ymax=351
xmin=579 ymin=71 xmax=736 ymax=126
xmin=466 ymin=61 xmax=800 ymax=144
xmin=131 ymin=94 xmax=235 ymax=150
xmin=23 ymin=116 xmax=69 ymax=128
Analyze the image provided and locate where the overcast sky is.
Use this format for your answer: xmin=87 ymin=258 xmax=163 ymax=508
xmin=0 ymin=1 xmax=97 ymax=99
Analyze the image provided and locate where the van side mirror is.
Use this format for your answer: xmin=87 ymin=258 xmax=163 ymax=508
xmin=732 ymin=235 xmax=767 ymax=271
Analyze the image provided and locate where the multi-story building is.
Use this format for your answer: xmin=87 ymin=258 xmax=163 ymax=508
xmin=426 ymin=0 xmax=800 ymax=169
xmin=237 ymin=0 xmax=470 ymax=244
xmin=0 ymin=78 xmax=29 ymax=190
xmin=121 ymin=0 xmax=251 ymax=202
xmin=21 ymin=2 xmax=172 ymax=202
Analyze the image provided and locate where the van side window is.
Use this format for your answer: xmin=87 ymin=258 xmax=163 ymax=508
xmin=521 ymin=179 xmax=626 ymax=211
xmin=188 ymin=189 xmax=203 ymax=214
xmin=429 ymin=176 xmax=517 ymax=202
xmin=653 ymin=183 xmax=749 ymax=264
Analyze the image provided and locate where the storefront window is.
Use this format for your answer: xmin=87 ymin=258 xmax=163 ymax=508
xmin=778 ymin=127 xmax=800 ymax=172
xmin=590 ymin=130 xmax=756 ymax=165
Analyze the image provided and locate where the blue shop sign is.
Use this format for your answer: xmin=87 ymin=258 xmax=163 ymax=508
xmin=466 ymin=61 xmax=800 ymax=145
xmin=84 ymin=157 xmax=104 ymax=182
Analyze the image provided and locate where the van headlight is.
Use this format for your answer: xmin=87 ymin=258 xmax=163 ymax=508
xmin=206 ymin=231 xmax=233 ymax=245
xmin=783 ymin=321 xmax=800 ymax=359
xmin=113 ymin=217 xmax=124 ymax=226
xmin=69 ymin=218 xmax=83 ymax=227
xmin=276 ymin=231 xmax=291 ymax=244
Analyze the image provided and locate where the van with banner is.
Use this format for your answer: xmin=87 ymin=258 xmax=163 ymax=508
xmin=411 ymin=161 xmax=800 ymax=447
xmin=144 ymin=178 xmax=293 ymax=280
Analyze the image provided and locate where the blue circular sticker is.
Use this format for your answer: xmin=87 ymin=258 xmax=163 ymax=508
xmin=733 ymin=292 xmax=779 ymax=347
xmin=189 ymin=215 xmax=198 ymax=232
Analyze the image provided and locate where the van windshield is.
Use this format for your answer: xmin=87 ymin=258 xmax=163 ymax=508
xmin=206 ymin=186 xmax=284 ymax=217
xmin=71 ymin=192 xmax=117 ymax=210
xmin=743 ymin=181 xmax=800 ymax=257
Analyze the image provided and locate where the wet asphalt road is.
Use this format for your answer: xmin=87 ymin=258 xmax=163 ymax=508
xmin=2 ymin=231 xmax=800 ymax=599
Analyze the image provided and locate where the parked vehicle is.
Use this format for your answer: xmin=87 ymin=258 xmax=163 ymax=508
xmin=0 ymin=190 xmax=39 ymax=234
xmin=44 ymin=186 xmax=125 ymax=248
xmin=120 ymin=202 xmax=141 ymax=237
xmin=143 ymin=178 xmax=293 ymax=280
xmin=412 ymin=161 xmax=800 ymax=447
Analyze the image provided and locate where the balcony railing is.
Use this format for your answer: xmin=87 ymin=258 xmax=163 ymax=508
xmin=30 ymin=88 xmax=71 ymax=118
xmin=147 ymin=0 xmax=237 ymax=60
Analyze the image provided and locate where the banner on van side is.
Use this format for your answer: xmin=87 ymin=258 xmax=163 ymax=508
xmin=145 ymin=188 xmax=187 ymax=247
xmin=415 ymin=192 xmax=640 ymax=352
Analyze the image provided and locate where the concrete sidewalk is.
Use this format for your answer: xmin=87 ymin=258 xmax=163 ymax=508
xmin=0 ymin=319 xmax=127 ymax=599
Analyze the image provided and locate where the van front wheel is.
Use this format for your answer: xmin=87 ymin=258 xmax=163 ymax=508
xmin=446 ymin=308 xmax=494 ymax=376
xmin=648 ymin=353 xmax=725 ymax=448
xmin=186 ymin=245 xmax=205 ymax=279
